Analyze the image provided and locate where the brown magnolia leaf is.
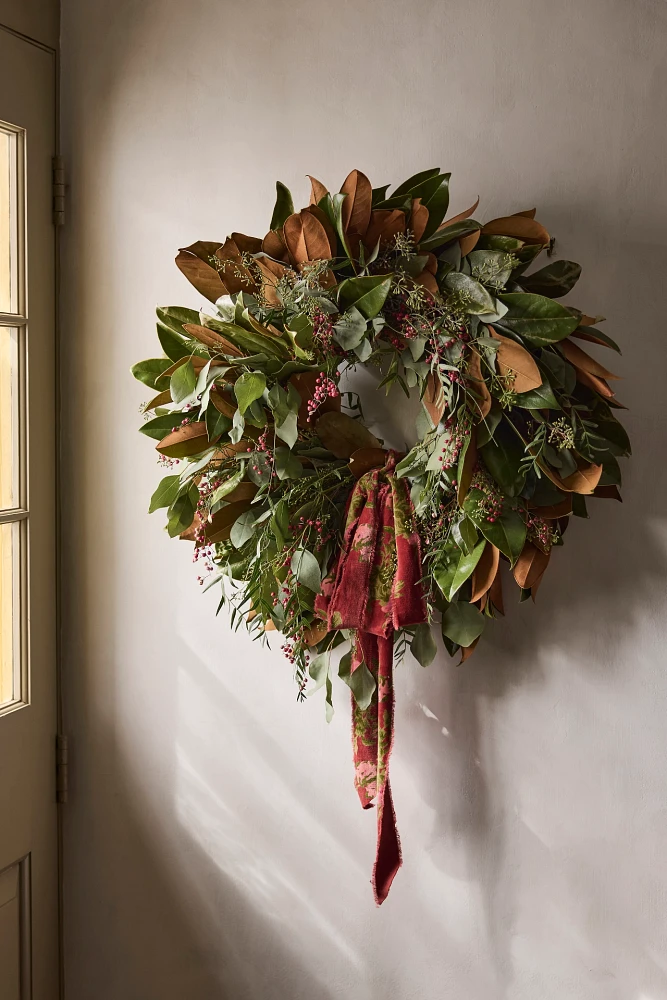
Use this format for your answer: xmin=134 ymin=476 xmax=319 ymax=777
xmin=289 ymin=371 xmax=341 ymax=427
xmin=143 ymin=389 xmax=172 ymax=412
xmin=415 ymin=270 xmax=439 ymax=295
xmin=560 ymin=461 xmax=603 ymax=494
xmin=459 ymin=230 xmax=481 ymax=256
xmin=410 ymin=198 xmax=430 ymax=243
xmin=304 ymin=204 xmax=337 ymax=253
xmin=558 ymin=339 xmax=620 ymax=380
xmin=264 ymin=619 xmax=277 ymax=632
xmin=308 ymin=175 xmax=329 ymax=205
xmin=348 ymin=447 xmax=389 ymax=478
xmin=215 ymin=238 xmax=257 ymax=295
xmin=528 ymin=496 xmax=572 ymax=518
xmin=439 ymin=197 xmax=480 ymax=230
xmin=340 ymin=170 xmax=372 ymax=236
xmin=512 ymin=208 xmax=537 ymax=219
xmin=262 ymin=229 xmax=290 ymax=262
xmin=482 ymin=215 xmax=549 ymax=245
xmin=303 ymin=622 xmax=328 ymax=647
xmin=488 ymin=566 xmax=504 ymax=616
xmin=156 ymin=421 xmax=209 ymax=458
xmin=470 ymin=542 xmax=499 ymax=603
xmin=223 ymin=482 xmax=258 ymax=505
xmin=424 ymin=252 xmax=438 ymax=275
xmin=283 ymin=210 xmax=334 ymax=265
xmin=255 ymin=257 xmax=286 ymax=308
xmin=182 ymin=322 xmax=243 ymax=355
xmin=424 ymin=372 xmax=445 ymax=426
xmin=231 ymin=232 xmax=263 ymax=254
xmin=457 ymin=428 xmax=477 ymax=504
xmin=175 ymin=247 xmax=227 ymax=302
xmin=459 ymin=635 xmax=480 ymax=663
xmin=466 ymin=347 xmax=492 ymax=420
xmin=593 ymin=484 xmax=622 ymax=501
xmin=489 ymin=326 xmax=542 ymax=392
xmin=574 ymin=368 xmax=615 ymax=399
xmin=513 ymin=542 xmax=550 ymax=589
xmin=363 ymin=209 xmax=406 ymax=250
xmin=204 ymin=498 xmax=254 ymax=544
xmin=217 ymin=439 xmax=253 ymax=459
xmin=314 ymin=411 xmax=381 ymax=459
xmin=210 ymin=387 xmax=237 ymax=419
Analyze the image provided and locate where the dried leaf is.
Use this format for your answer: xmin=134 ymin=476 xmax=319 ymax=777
xmin=223 ymin=482 xmax=258 ymax=504
xmin=363 ymin=209 xmax=406 ymax=250
xmin=308 ymin=175 xmax=329 ymax=205
xmin=457 ymin=427 xmax=477 ymax=504
xmin=205 ymin=498 xmax=254 ymax=544
xmin=303 ymin=622 xmax=328 ymax=646
xmin=414 ymin=269 xmax=439 ymax=295
xmin=489 ymin=327 xmax=542 ymax=392
xmin=574 ymin=368 xmax=615 ymax=399
xmin=156 ymin=421 xmax=209 ymax=458
xmin=466 ymin=348 xmax=492 ymax=420
xmin=231 ymin=232 xmax=263 ymax=254
xmin=348 ymin=447 xmax=389 ymax=478
xmin=340 ymin=169 xmax=372 ymax=236
xmin=482 ymin=215 xmax=549 ymax=245
xmin=424 ymin=372 xmax=445 ymax=425
xmin=512 ymin=208 xmax=537 ymax=219
xmin=315 ymin=411 xmax=381 ymax=458
xmin=283 ymin=210 xmax=334 ymax=265
xmin=210 ymin=388 xmax=237 ymax=419
xmin=513 ymin=542 xmax=550 ymax=589
xmin=459 ymin=230 xmax=480 ymax=256
xmin=459 ymin=636 xmax=480 ymax=662
xmin=440 ymin=197 xmax=480 ymax=230
xmin=410 ymin=198 xmax=430 ymax=243
xmin=262 ymin=229 xmax=290 ymax=262
xmin=560 ymin=461 xmax=603 ymax=494
xmin=182 ymin=322 xmax=243 ymax=355
xmin=215 ymin=238 xmax=257 ymax=294
xmin=264 ymin=619 xmax=277 ymax=632
xmin=175 ymin=247 xmax=226 ymax=302
xmin=470 ymin=542 xmax=499 ymax=602
xmin=143 ymin=389 xmax=172 ymax=412
xmin=528 ymin=496 xmax=572 ymax=518
xmin=255 ymin=257 xmax=286 ymax=307
xmin=488 ymin=565 xmax=504 ymax=615
xmin=558 ymin=339 xmax=620 ymax=380
xmin=593 ymin=484 xmax=622 ymax=501
xmin=179 ymin=512 xmax=201 ymax=543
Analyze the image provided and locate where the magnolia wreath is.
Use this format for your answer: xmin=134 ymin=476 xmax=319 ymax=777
xmin=133 ymin=167 xmax=629 ymax=903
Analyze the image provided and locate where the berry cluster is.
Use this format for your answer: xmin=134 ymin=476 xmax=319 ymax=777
xmin=307 ymin=374 xmax=339 ymax=421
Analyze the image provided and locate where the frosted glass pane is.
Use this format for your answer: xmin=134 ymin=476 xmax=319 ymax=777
xmin=0 ymin=328 xmax=19 ymax=510
xmin=0 ymin=128 xmax=17 ymax=313
xmin=0 ymin=522 xmax=20 ymax=707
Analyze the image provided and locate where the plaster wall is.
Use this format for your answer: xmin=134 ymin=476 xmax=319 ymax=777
xmin=60 ymin=2 xmax=667 ymax=997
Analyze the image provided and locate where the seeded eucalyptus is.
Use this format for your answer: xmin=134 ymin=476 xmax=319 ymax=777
xmin=133 ymin=167 xmax=629 ymax=698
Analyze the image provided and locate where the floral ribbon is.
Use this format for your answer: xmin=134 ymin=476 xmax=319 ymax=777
xmin=316 ymin=451 xmax=427 ymax=903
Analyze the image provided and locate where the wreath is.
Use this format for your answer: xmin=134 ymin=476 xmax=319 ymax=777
xmin=133 ymin=167 xmax=629 ymax=903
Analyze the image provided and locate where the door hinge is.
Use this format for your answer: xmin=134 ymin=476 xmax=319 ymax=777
xmin=52 ymin=156 xmax=65 ymax=226
xmin=56 ymin=734 xmax=69 ymax=804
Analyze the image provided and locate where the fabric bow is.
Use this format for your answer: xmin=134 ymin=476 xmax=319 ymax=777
xmin=316 ymin=451 xmax=426 ymax=903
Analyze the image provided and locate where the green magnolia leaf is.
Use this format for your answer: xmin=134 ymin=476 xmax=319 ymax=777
xmin=337 ymin=275 xmax=392 ymax=319
xmin=441 ymin=601 xmax=485 ymax=647
xmin=170 ymin=360 xmax=197 ymax=404
xmin=391 ymin=168 xmax=441 ymax=198
xmin=540 ymin=349 xmax=577 ymax=394
xmin=521 ymin=260 xmax=581 ymax=298
xmin=131 ymin=358 xmax=172 ymax=389
xmin=234 ymin=372 xmax=267 ymax=414
xmin=418 ymin=220 xmax=481 ymax=252
xmin=209 ymin=468 xmax=245 ymax=509
xmin=166 ymin=486 xmax=197 ymax=538
xmin=230 ymin=510 xmax=257 ymax=549
xmin=333 ymin=307 xmax=367 ymax=350
xmin=513 ymin=381 xmax=560 ymax=409
xmin=290 ymin=548 xmax=321 ymax=593
xmin=470 ymin=503 xmax=526 ymax=565
xmin=269 ymin=181 xmax=295 ymax=231
xmin=420 ymin=172 xmax=451 ymax=238
xmin=205 ymin=402 xmax=232 ymax=442
xmin=339 ymin=651 xmax=376 ymax=710
xmin=156 ymin=305 xmax=200 ymax=336
xmin=443 ymin=272 xmax=496 ymax=315
xmin=498 ymin=293 xmax=579 ymax=345
xmin=434 ymin=539 xmax=486 ymax=602
xmin=452 ymin=516 xmax=478 ymax=554
xmin=479 ymin=421 xmax=526 ymax=496
xmin=410 ymin=623 xmax=438 ymax=667
xmin=574 ymin=325 xmax=621 ymax=353
xmin=157 ymin=326 xmax=190 ymax=363
xmin=149 ymin=475 xmax=181 ymax=513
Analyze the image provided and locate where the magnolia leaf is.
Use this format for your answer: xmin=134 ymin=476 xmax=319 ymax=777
xmin=308 ymin=175 xmax=329 ymax=205
xmin=466 ymin=347 xmax=492 ymax=420
xmin=170 ymin=360 xmax=197 ymax=404
xmin=513 ymin=381 xmax=560 ymax=409
xmin=435 ymin=539 xmax=486 ymax=602
xmin=478 ymin=509 xmax=526 ymax=565
xmin=234 ymin=372 xmax=267 ymax=414
xmin=156 ymin=421 xmax=209 ymax=458
xmin=337 ymin=274 xmax=392 ymax=319
xmin=175 ymin=245 xmax=226 ymax=302
xmin=131 ymin=358 xmax=172 ymax=390
xmin=558 ymin=339 xmax=620 ymax=380
xmin=340 ymin=169 xmax=372 ymax=236
xmin=283 ymin=210 xmax=334 ymax=264
xmin=444 ymin=271 xmax=496 ymax=315
xmin=479 ymin=421 xmax=525 ymax=496
xmin=270 ymin=499 xmax=292 ymax=549
xmin=513 ymin=543 xmax=551 ymax=590
xmin=521 ymin=260 xmax=581 ymax=298
xmin=571 ymin=325 xmax=621 ymax=353
xmin=441 ymin=602 xmax=486 ymax=648
xmin=470 ymin=542 xmax=499 ymax=602
xmin=423 ymin=372 xmax=445 ymax=426
xmin=167 ymin=488 xmax=197 ymax=538
xmin=290 ymin=548 xmax=321 ymax=593
xmin=482 ymin=215 xmax=549 ymax=245
xmin=411 ymin=624 xmax=438 ymax=667
xmin=315 ymin=411 xmax=381 ymax=459
xmin=498 ymin=293 xmax=579 ymax=345
xmin=439 ymin=197 xmax=480 ymax=230
xmin=348 ymin=447 xmax=388 ymax=478
xmin=140 ymin=413 xmax=182 ymax=441
xmin=420 ymin=172 xmax=451 ymax=238
xmin=149 ymin=475 xmax=181 ymax=513
xmin=457 ymin=427 xmax=477 ymax=504
xmin=270 ymin=181 xmax=294 ymax=230
xmin=452 ymin=516 xmax=478 ymax=555
xmin=489 ymin=327 xmax=542 ymax=392
xmin=559 ymin=461 xmax=603 ymax=495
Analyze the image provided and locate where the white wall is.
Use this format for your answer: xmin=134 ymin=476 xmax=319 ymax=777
xmin=59 ymin=2 xmax=667 ymax=998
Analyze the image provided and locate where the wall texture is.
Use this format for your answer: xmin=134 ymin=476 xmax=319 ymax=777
xmin=60 ymin=2 xmax=667 ymax=998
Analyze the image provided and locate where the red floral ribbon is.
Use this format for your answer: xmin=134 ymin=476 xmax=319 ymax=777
xmin=316 ymin=452 xmax=426 ymax=903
